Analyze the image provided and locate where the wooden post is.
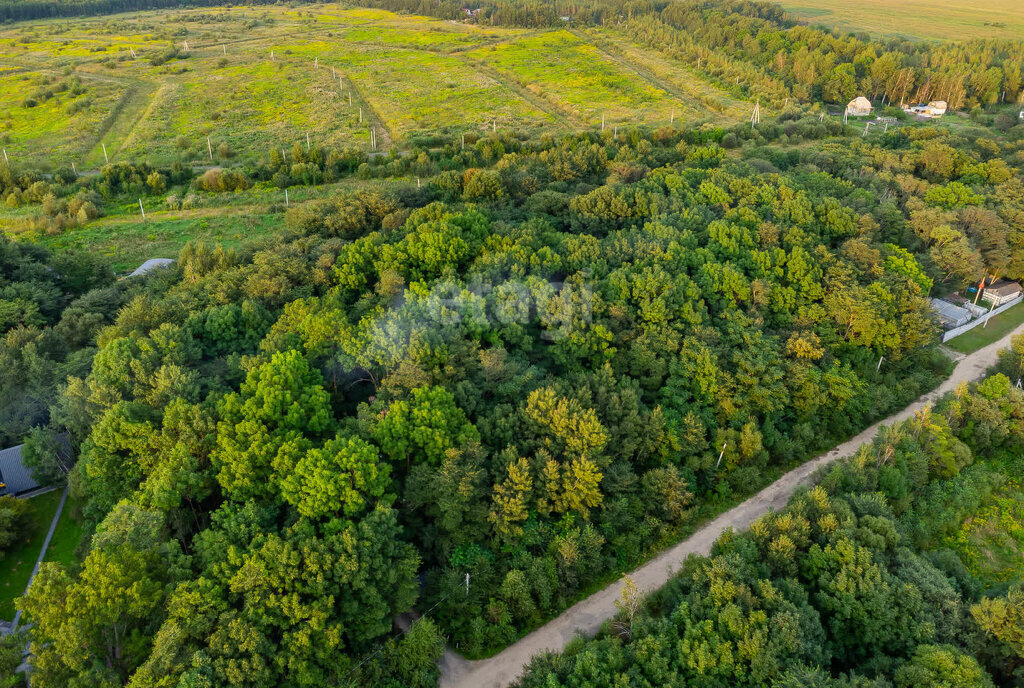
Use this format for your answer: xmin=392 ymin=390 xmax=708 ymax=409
xmin=461 ymin=133 xmax=465 ymax=150
xmin=306 ymin=132 xmax=310 ymax=150
xmin=222 ymin=44 xmax=226 ymax=55
xmin=359 ymin=107 xmax=363 ymax=123
xmin=138 ymin=198 xmax=146 ymax=221
xmin=102 ymin=142 xmax=108 ymax=164
xmin=670 ymin=106 xmax=674 ymax=124
xmin=492 ymin=119 xmax=496 ymax=132
xmin=348 ymin=92 xmax=352 ymax=106
xmin=271 ymin=49 xmax=274 ymax=61
xmin=417 ymin=177 xmax=420 ymax=188
xmin=601 ymin=112 xmax=605 ymax=131
xmin=314 ymin=57 xmax=319 ymax=70
xmin=285 ymin=188 xmax=289 ymax=207
xmin=207 ymin=136 xmax=213 ymax=161
xmin=332 ymin=66 xmax=336 ymax=78
xmin=2 ymin=148 xmax=7 ymax=163
xmin=72 ymin=161 xmax=77 ymax=175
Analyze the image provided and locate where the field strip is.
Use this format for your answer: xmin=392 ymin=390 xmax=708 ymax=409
xmin=460 ymin=57 xmax=580 ymax=130
xmin=342 ymin=74 xmax=395 ymax=148
xmin=571 ymin=29 xmax=747 ymax=117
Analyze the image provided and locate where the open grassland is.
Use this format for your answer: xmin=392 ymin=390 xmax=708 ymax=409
xmin=779 ymin=0 xmax=1024 ymax=41
xmin=0 ymin=4 xmax=752 ymax=168
xmin=467 ymin=30 xmax=682 ymax=127
xmin=0 ymin=71 xmax=127 ymax=165
xmin=21 ymin=176 xmax=412 ymax=271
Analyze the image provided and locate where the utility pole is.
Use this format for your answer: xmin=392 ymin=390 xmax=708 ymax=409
xmin=285 ymin=188 xmax=289 ymax=207
xmin=102 ymin=142 xmax=109 ymax=164
xmin=973 ymin=277 xmax=985 ymax=305
xmin=716 ymin=442 xmax=727 ymax=469
xmin=207 ymin=136 xmax=213 ymax=161
xmin=670 ymin=106 xmax=674 ymax=125
xmin=71 ymin=161 xmax=77 ymax=175
xmin=601 ymin=112 xmax=605 ymax=132
xmin=2 ymin=148 xmax=7 ymax=163
xmin=876 ymin=355 xmax=884 ymax=373
xmin=306 ymin=132 xmax=310 ymax=151
xmin=138 ymin=198 xmax=146 ymax=221
xmin=983 ymin=298 xmax=996 ymax=328
xmin=222 ymin=44 xmax=226 ymax=56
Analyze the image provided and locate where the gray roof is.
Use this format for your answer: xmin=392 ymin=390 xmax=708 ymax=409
xmin=0 ymin=445 xmax=39 ymax=496
xmin=128 ymin=258 xmax=175 ymax=278
xmin=931 ymin=298 xmax=972 ymax=326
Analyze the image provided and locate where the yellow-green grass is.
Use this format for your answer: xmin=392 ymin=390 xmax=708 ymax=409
xmin=946 ymin=301 xmax=1024 ymax=354
xmin=0 ymin=489 xmax=62 ymax=620
xmin=583 ymin=28 xmax=752 ymax=124
xmin=339 ymin=46 xmax=556 ymax=136
xmin=43 ymin=493 xmax=84 ymax=570
xmin=40 ymin=210 xmax=285 ymax=271
xmin=0 ymin=4 xmax=760 ymax=168
xmin=0 ymin=71 xmax=127 ymax=167
xmin=779 ymin=0 xmax=1024 ymax=41
xmin=119 ymin=56 xmax=367 ymax=164
xmin=467 ymin=31 xmax=680 ymax=126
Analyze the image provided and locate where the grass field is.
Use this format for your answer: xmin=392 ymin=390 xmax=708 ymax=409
xmin=43 ymin=494 xmax=84 ymax=570
xmin=947 ymin=301 xmax=1024 ymax=354
xmin=0 ymin=4 xmax=751 ymax=168
xmin=0 ymin=489 xmax=61 ymax=620
xmin=779 ymin=0 xmax=1024 ymax=41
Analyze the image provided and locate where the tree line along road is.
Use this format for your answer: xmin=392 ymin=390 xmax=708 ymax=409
xmin=439 ymin=321 xmax=1024 ymax=688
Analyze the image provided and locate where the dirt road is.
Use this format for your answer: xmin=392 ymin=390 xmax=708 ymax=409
xmin=440 ymin=323 xmax=1024 ymax=688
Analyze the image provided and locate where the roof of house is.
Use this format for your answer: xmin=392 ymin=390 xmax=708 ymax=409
xmin=930 ymin=298 xmax=972 ymax=325
xmin=128 ymin=258 xmax=175 ymax=278
xmin=927 ymin=100 xmax=947 ymax=109
xmin=988 ymin=279 xmax=1022 ymax=296
xmin=0 ymin=445 xmax=39 ymax=496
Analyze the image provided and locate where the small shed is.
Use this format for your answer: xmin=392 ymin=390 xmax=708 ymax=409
xmin=930 ymin=298 xmax=972 ymax=328
xmin=985 ymin=279 xmax=1022 ymax=307
xmin=0 ymin=445 xmax=39 ymax=497
xmin=926 ymin=100 xmax=947 ymax=117
xmin=846 ymin=96 xmax=873 ymax=117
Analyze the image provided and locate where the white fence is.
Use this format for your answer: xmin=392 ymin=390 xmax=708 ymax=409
xmin=941 ymin=294 xmax=1023 ymax=343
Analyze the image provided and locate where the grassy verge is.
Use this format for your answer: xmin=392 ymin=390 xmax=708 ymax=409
xmin=947 ymin=300 xmax=1024 ymax=354
xmin=43 ymin=494 xmax=85 ymax=570
xmin=0 ymin=489 xmax=62 ymax=620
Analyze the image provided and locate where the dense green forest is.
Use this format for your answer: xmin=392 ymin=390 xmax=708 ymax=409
xmin=2 ymin=100 xmax=1023 ymax=687
xmin=515 ymin=373 xmax=1024 ymax=687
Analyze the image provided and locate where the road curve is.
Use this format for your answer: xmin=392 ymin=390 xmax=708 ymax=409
xmin=440 ymin=323 xmax=1024 ymax=688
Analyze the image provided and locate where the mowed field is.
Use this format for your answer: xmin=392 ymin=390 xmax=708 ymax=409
xmin=0 ymin=4 xmax=749 ymax=169
xmin=779 ymin=0 xmax=1024 ymax=41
